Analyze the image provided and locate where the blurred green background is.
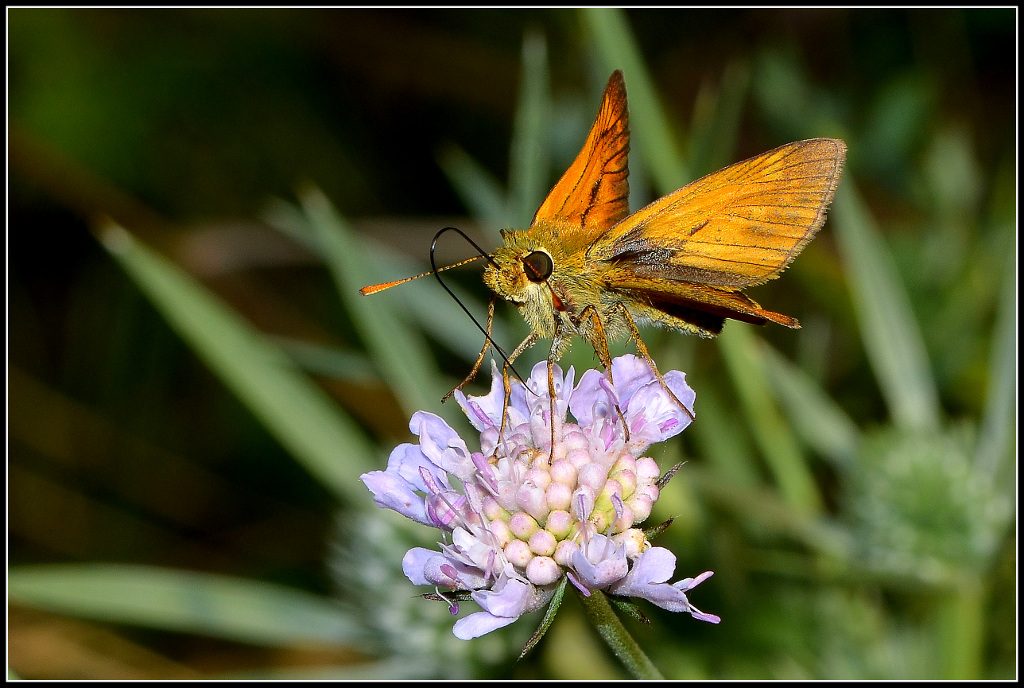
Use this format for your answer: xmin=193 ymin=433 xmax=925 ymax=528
xmin=8 ymin=8 xmax=1016 ymax=679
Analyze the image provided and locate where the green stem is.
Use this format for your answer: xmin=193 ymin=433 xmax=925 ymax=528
xmin=575 ymin=587 xmax=664 ymax=679
xmin=936 ymin=575 xmax=985 ymax=679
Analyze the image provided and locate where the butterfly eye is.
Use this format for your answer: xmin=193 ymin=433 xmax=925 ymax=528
xmin=522 ymin=250 xmax=553 ymax=283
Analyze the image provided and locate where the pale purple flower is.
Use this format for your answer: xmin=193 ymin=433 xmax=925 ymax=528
xmin=571 ymin=533 xmax=629 ymax=589
xmin=608 ymin=547 xmax=721 ymax=623
xmin=360 ymin=355 xmax=719 ymax=639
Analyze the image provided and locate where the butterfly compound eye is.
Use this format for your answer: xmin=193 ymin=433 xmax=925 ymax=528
xmin=522 ymin=250 xmax=553 ymax=283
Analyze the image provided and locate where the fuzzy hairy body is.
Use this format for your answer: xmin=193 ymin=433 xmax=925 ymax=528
xmin=485 ymin=225 xmax=662 ymax=362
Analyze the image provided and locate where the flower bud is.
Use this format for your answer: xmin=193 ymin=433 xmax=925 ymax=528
xmin=488 ymin=518 xmax=512 ymax=548
xmin=612 ymin=453 xmax=637 ymax=475
xmin=566 ymin=448 xmax=592 ymax=469
xmin=509 ymin=512 xmax=539 ymax=539
xmin=482 ymin=495 xmax=507 ymax=521
xmin=524 ymin=466 xmax=551 ymax=490
xmin=590 ymin=508 xmax=611 ymax=533
xmin=571 ymin=486 xmax=596 ymax=521
xmin=553 ymin=538 xmax=580 ymax=566
xmin=562 ymin=428 xmax=589 ymax=452
xmin=503 ymin=539 xmax=533 ymax=568
xmin=599 ymin=478 xmax=624 ymax=504
xmin=635 ymin=483 xmax=660 ymax=504
xmin=578 ymin=463 xmax=608 ymax=491
xmin=612 ymin=503 xmax=635 ymax=534
xmin=526 ymin=556 xmax=561 ymax=585
xmin=517 ymin=484 xmax=549 ymax=521
xmin=636 ymin=457 xmax=661 ymax=481
xmin=611 ymin=468 xmax=637 ymax=498
xmin=626 ymin=493 xmax=653 ymax=523
xmin=546 ymin=481 xmax=573 ymax=511
xmin=611 ymin=528 xmax=648 ymax=559
xmin=544 ymin=510 xmax=573 ymax=538
xmin=549 ymin=458 xmax=577 ymax=485
xmin=528 ymin=529 xmax=557 ymax=556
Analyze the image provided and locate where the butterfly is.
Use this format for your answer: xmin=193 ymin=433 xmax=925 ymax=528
xmin=363 ymin=70 xmax=846 ymax=427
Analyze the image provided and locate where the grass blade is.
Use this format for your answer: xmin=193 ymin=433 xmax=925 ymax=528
xmin=975 ymin=248 xmax=1016 ymax=485
xmin=763 ymin=344 xmax=861 ymax=468
xmin=9 ymin=564 xmax=366 ymax=647
xmin=97 ymin=222 xmax=373 ymax=503
xmin=688 ymin=59 xmax=750 ymax=177
xmin=509 ymin=28 xmax=552 ymax=229
xmin=263 ymin=199 xmax=502 ymax=365
xmin=718 ymin=325 xmax=823 ymax=515
xmin=298 ymin=188 xmax=447 ymax=419
xmin=832 ymin=183 xmax=941 ymax=432
xmin=437 ymin=142 xmax=509 ymax=231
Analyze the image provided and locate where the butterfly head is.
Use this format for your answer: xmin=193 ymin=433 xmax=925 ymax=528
xmin=484 ymin=229 xmax=563 ymax=336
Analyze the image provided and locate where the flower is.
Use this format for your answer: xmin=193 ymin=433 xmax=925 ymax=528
xmin=360 ymin=355 xmax=719 ymax=639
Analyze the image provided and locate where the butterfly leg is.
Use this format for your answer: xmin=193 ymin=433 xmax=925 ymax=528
xmin=609 ymin=302 xmax=696 ymax=421
xmin=494 ymin=330 xmax=539 ymax=457
xmin=577 ymin=305 xmax=631 ymax=439
xmin=542 ymin=325 xmax=575 ymax=459
xmin=442 ymin=295 xmax=496 ymax=403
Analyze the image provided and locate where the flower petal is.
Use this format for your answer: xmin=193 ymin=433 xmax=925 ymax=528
xmin=622 ymin=372 xmax=695 ymax=451
xmin=412 ymin=411 xmax=475 ymax=479
xmin=524 ymin=361 xmax=574 ymax=420
xmin=454 ymin=360 xmax=506 ymax=431
xmin=452 ymin=610 xmax=518 ymax=639
xmin=386 ymin=442 xmax=445 ymax=494
xmin=608 ymin=550 xmax=719 ymax=622
xmin=569 ymin=368 xmax=617 ymax=428
xmin=401 ymin=547 xmax=445 ymax=586
xmin=471 ymin=573 xmax=534 ymax=617
xmin=360 ymin=470 xmax=429 ymax=525
xmin=609 ymin=354 xmax=658 ymax=405
xmin=607 ymin=546 xmax=676 ymax=594
xmin=571 ymin=534 xmax=628 ymax=589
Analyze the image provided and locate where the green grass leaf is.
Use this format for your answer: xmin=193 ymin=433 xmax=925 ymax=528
xmin=97 ymin=221 xmax=373 ymax=503
xmin=975 ymin=247 xmax=1016 ymax=486
xmin=763 ymin=344 xmax=861 ymax=468
xmin=9 ymin=564 xmax=367 ymax=647
xmin=509 ymin=28 xmax=552 ymax=229
xmin=718 ymin=325 xmax=823 ymax=515
xmin=437 ymin=142 xmax=509 ymax=231
xmin=832 ymin=183 xmax=941 ymax=432
xmin=687 ymin=59 xmax=750 ymax=177
xmin=298 ymin=188 xmax=448 ymax=419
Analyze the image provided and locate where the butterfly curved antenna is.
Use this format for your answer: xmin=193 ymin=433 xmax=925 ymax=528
xmin=429 ymin=226 xmax=526 ymax=391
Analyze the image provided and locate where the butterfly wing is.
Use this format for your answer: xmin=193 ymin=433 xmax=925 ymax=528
xmin=529 ymin=70 xmax=631 ymax=245
xmin=592 ymin=138 xmax=846 ymax=290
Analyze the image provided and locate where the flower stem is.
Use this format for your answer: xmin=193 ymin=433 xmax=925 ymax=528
xmin=575 ymin=588 xmax=664 ymax=679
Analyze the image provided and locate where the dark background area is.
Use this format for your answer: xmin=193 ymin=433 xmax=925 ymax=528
xmin=8 ymin=8 xmax=1016 ymax=679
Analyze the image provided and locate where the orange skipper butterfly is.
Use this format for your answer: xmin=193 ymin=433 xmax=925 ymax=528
xmin=363 ymin=70 xmax=846 ymax=424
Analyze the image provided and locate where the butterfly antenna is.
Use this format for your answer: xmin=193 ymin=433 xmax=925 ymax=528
xmin=360 ymin=254 xmax=483 ymax=295
xmin=430 ymin=226 xmax=526 ymax=387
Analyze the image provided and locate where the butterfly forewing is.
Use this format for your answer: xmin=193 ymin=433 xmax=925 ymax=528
xmin=592 ymin=138 xmax=847 ymax=289
xmin=529 ymin=70 xmax=631 ymax=243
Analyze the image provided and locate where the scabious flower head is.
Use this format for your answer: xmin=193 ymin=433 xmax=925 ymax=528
xmin=361 ymin=355 xmax=720 ymax=639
